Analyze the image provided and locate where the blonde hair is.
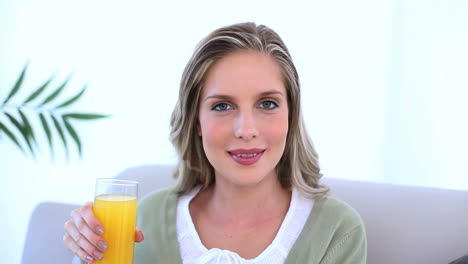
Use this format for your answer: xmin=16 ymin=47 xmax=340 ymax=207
xmin=169 ymin=22 xmax=329 ymax=198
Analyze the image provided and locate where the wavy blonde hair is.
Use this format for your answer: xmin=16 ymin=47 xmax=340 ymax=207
xmin=169 ymin=22 xmax=329 ymax=198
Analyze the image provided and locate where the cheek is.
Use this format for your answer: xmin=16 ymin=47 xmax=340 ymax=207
xmin=263 ymin=113 xmax=289 ymax=146
xmin=199 ymin=115 xmax=229 ymax=152
xmin=260 ymin=117 xmax=289 ymax=166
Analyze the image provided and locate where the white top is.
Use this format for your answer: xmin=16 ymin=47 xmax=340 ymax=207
xmin=176 ymin=186 xmax=314 ymax=264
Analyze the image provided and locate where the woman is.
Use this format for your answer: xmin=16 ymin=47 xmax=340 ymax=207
xmin=64 ymin=22 xmax=366 ymax=264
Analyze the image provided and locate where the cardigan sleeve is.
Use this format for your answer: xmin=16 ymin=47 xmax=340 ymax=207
xmin=133 ymin=188 xmax=182 ymax=264
xmin=320 ymin=224 xmax=367 ymax=264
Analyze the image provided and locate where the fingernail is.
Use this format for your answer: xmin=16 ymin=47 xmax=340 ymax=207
xmin=94 ymin=251 xmax=104 ymax=260
xmin=96 ymin=226 xmax=104 ymax=235
xmin=85 ymin=255 xmax=94 ymax=262
xmin=98 ymin=240 xmax=108 ymax=251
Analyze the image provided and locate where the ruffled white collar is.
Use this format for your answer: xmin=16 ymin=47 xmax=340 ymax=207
xmin=176 ymin=186 xmax=314 ymax=264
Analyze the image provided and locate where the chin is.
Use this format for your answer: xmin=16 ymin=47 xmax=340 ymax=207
xmin=224 ymin=167 xmax=274 ymax=187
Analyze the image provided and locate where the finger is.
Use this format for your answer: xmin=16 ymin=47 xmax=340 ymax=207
xmin=135 ymin=227 xmax=144 ymax=242
xmin=63 ymin=233 xmax=95 ymax=263
xmin=64 ymin=219 xmax=82 ymax=242
xmin=65 ymin=219 xmax=105 ymax=260
xmin=70 ymin=208 xmax=108 ymax=252
xmin=81 ymin=202 xmax=105 ymax=235
xmin=75 ymin=234 xmax=105 ymax=261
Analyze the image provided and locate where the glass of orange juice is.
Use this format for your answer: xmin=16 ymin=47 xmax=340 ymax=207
xmin=93 ymin=179 xmax=138 ymax=264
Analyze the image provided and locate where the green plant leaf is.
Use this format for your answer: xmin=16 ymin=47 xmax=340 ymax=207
xmin=39 ymin=76 xmax=71 ymax=106
xmin=63 ymin=113 xmax=109 ymax=120
xmin=3 ymin=64 xmax=27 ymax=105
xmin=63 ymin=118 xmax=82 ymax=157
xmin=4 ymin=112 xmax=35 ymax=156
xmin=23 ymin=75 xmax=54 ymax=104
xmin=39 ymin=113 xmax=53 ymax=154
xmin=0 ymin=121 xmax=25 ymax=153
xmin=51 ymin=114 xmax=68 ymax=158
xmin=55 ymin=85 xmax=86 ymax=108
xmin=18 ymin=110 xmax=37 ymax=144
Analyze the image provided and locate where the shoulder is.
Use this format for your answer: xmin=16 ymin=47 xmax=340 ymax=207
xmin=286 ymin=195 xmax=367 ymax=263
xmin=296 ymin=194 xmax=366 ymax=243
xmin=138 ymin=188 xmax=179 ymax=222
xmin=314 ymin=196 xmax=367 ymax=263
xmin=135 ymin=187 xmax=184 ymax=263
xmin=308 ymin=195 xmax=366 ymax=244
xmin=313 ymin=195 xmax=364 ymax=229
xmin=139 ymin=187 xmax=178 ymax=208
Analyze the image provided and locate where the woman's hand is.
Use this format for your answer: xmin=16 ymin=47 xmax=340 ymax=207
xmin=63 ymin=202 xmax=144 ymax=263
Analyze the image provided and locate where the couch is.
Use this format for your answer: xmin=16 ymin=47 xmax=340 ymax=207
xmin=22 ymin=164 xmax=468 ymax=263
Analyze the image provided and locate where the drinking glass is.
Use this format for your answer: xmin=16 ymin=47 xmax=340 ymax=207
xmin=93 ymin=179 xmax=138 ymax=264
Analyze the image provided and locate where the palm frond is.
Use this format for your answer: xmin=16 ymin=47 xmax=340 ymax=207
xmin=63 ymin=117 xmax=82 ymax=157
xmin=2 ymin=63 xmax=27 ymax=105
xmin=63 ymin=113 xmax=109 ymax=120
xmin=0 ymin=121 xmax=25 ymax=153
xmin=19 ymin=110 xmax=37 ymax=144
xmin=39 ymin=113 xmax=53 ymax=154
xmin=51 ymin=114 xmax=69 ymax=159
xmin=40 ymin=75 xmax=71 ymax=106
xmin=3 ymin=112 xmax=35 ymax=156
xmin=55 ymin=85 xmax=86 ymax=108
xmin=1 ymin=66 xmax=109 ymax=160
xmin=23 ymin=75 xmax=54 ymax=104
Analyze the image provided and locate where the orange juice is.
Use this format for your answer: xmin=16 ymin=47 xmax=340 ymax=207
xmin=93 ymin=194 xmax=137 ymax=264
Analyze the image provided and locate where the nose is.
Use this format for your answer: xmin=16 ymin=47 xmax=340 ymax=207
xmin=234 ymin=110 xmax=259 ymax=141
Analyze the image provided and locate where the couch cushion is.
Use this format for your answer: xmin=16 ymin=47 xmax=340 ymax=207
xmin=323 ymin=177 xmax=468 ymax=264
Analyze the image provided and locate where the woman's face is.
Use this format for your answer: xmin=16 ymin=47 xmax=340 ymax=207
xmin=198 ymin=51 xmax=289 ymax=188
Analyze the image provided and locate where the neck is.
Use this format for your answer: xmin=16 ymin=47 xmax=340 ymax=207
xmin=204 ymin=173 xmax=291 ymax=225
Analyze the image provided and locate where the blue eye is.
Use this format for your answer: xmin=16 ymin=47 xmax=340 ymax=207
xmin=259 ymin=100 xmax=278 ymax=109
xmin=212 ymin=103 xmax=232 ymax=111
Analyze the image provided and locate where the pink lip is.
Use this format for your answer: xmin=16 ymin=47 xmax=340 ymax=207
xmin=228 ymin=148 xmax=265 ymax=166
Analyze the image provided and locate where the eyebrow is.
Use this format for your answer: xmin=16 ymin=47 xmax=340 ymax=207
xmin=204 ymin=90 xmax=285 ymax=102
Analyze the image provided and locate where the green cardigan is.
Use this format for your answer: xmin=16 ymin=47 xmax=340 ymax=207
xmin=133 ymin=188 xmax=367 ymax=264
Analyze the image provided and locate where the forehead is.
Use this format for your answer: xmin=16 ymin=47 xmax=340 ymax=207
xmin=201 ymin=51 xmax=285 ymax=97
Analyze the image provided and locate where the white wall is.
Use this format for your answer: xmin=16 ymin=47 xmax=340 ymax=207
xmin=1 ymin=0 xmax=467 ymax=263
xmin=384 ymin=0 xmax=468 ymax=188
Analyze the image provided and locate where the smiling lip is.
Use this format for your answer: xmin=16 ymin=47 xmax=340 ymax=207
xmin=228 ymin=148 xmax=265 ymax=165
